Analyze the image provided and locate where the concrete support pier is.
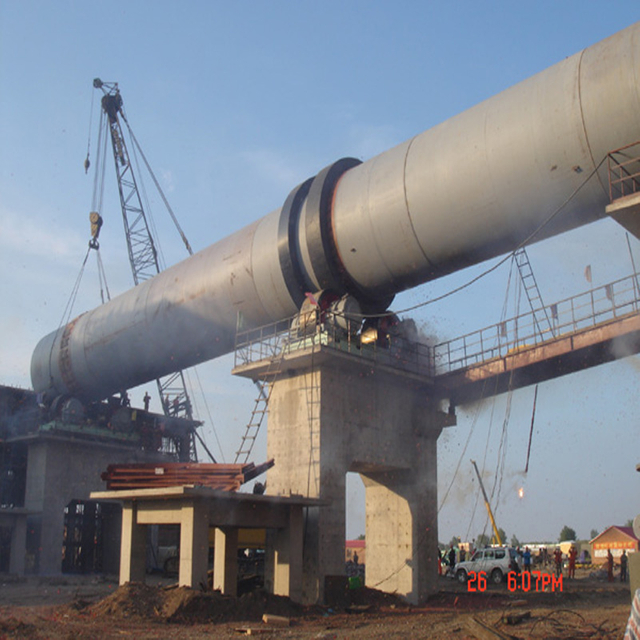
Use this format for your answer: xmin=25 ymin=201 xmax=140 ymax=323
xmin=235 ymin=342 xmax=453 ymax=604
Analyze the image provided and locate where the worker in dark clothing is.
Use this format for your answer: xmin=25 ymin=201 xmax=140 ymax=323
xmin=509 ymin=551 xmax=521 ymax=576
xmin=143 ymin=391 xmax=151 ymax=411
xmin=620 ymin=550 xmax=628 ymax=582
xmin=607 ymin=549 xmax=614 ymax=582
xmin=448 ymin=546 xmax=456 ymax=572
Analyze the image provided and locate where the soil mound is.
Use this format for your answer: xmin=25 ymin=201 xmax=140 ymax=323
xmin=347 ymin=586 xmax=408 ymax=609
xmin=88 ymin=582 xmax=163 ymax=619
xmin=161 ymin=588 xmax=234 ymax=623
xmin=86 ymin=583 xmax=306 ymax=624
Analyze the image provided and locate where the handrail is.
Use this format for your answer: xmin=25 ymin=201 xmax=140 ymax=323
xmin=608 ymin=141 xmax=640 ymax=201
xmin=234 ymin=272 xmax=640 ymax=381
xmin=433 ymin=271 xmax=640 ymax=375
xmin=235 ymin=312 xmax=434 ymax=377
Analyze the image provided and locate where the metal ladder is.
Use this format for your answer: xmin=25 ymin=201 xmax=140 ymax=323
xmin=234 ymin=348 xmax=286 ymax=465
xmin=514 ymin=247 xmax=556 ymax=339
xmin=302 ymin=332 xmax=322 ymax=496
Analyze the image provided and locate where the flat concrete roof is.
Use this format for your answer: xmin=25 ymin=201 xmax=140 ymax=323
xmin=90 ymin=485 xmax=326 ymax=506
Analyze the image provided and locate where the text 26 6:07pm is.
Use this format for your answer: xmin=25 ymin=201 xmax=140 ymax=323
xmin=466 ymin=571 xmax=563 ymax=592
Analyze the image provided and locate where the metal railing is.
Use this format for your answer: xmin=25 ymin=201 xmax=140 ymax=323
xmin=235 ymin=272 xmax=640 ymax=380
xmin=235 ymin=312 xmax=435 ymax=377
xmin=608 ymin=141 xmax=640 ymax=201
xmin=433 ymin=272 xmax=640 ymax=375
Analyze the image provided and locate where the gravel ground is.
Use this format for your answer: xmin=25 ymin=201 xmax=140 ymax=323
xmin=0 ymin=570 xmax=633 ymax=639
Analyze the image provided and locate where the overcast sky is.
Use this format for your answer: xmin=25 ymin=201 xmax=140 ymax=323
xmin=1 ymin=1 xmax=639 ymax=545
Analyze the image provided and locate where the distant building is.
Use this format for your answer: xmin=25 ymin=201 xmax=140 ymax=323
xmin=346 ymin=539 xmax=365 ymax=564
xmin=590 ymin=526 xmax=639 ymax=564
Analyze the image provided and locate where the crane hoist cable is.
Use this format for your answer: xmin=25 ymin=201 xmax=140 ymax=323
xmin=84 ymin=86 xmax=95 ymax=174
xmin=363 ymin=154 xmax=607 ymax=320
xmin=122 ymin=118 xmax=194 ymax=257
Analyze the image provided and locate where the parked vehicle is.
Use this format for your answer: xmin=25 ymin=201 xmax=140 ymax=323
xmin=454 ymin=547 xmax=519 ymax=585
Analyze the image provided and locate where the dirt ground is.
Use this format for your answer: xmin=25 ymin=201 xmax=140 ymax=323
xmin=0 ymin=569 xmax=633 ymax=639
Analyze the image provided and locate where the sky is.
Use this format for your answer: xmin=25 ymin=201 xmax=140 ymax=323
xmin=1 ymin=1 xmax=639 ymax=547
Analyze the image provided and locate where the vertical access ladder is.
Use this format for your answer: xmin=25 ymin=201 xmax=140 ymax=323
xmin=514 ymin=247 xmax=556 ymax=339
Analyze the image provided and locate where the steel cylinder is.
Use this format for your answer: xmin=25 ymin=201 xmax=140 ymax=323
xmin=32 ymin=22 xmax=640 ymax=401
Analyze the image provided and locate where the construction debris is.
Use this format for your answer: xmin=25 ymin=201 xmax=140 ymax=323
xmin=502 ymin=610 xmax=531 ymax=625
xmin=100 ymin=460 xmax=274 ymax=491
xmin=261 ymin=613 xmax=290 ymax=626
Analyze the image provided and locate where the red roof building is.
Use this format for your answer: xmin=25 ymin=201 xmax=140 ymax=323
xmin=590 ymin=526 xmax=639 ymax=564
xmin=345 ymin=539 xmax=366 ymax=564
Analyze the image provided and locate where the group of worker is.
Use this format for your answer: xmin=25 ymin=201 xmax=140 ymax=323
xmin=437 ymin=544 xmax=468 ymax=575
xmin=607 ymin=548 xmax=629 ymax=582
xmin=440 ymin=541 xmax=630 ymax=582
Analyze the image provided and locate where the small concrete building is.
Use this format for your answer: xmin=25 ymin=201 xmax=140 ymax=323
xmin=590 ymin=526 xmax=639 ymax=564
xmin=90 ymin=485 xmax=321 ymax=602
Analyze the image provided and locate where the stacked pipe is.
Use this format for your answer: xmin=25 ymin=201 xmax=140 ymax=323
xmin=101 ymin=459 xmax=274 ymax=491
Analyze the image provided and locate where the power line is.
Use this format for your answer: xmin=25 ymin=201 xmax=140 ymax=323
xmin=365 ymin=155 xmax=607 ymax=319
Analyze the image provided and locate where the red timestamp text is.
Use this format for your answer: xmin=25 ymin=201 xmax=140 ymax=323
xmin=508 ymin=571 xmax=563 ymax=592
xmin=465 ymin=570 xmax=563 ymax=592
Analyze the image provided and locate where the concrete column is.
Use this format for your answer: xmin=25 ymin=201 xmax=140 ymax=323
xmin=213 ymin=527 xmax=238 ymax=596
xmin=119 ymin=501 xmax=146 ymax=584
xmin=179 ymin=499 xmax=209 ymax=588
xmin=273 ymin=506 xmax=304 ymax=601
xmin=629 ymin=551 xmax=640 ymax=599
xmin=362 ymin=440 xmax=439 ymax=604
xmin=9 ymin=515 xmax=26 ymax=575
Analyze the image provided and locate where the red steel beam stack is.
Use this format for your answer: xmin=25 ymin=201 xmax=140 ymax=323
xmin=101 ymin=459 xmax=274 ymax=491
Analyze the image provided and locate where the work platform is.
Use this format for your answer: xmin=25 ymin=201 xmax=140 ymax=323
xmin=432 ymin=271 xmax=640 ymax=403
xmin=235 ymin=269 xmax=640 ymax=406
xmin=436 ymin=301 xmax=640 ymax=403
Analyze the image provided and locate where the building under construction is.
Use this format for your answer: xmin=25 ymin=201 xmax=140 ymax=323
xmin=0 ymin=383 xmax=199 ymax=575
